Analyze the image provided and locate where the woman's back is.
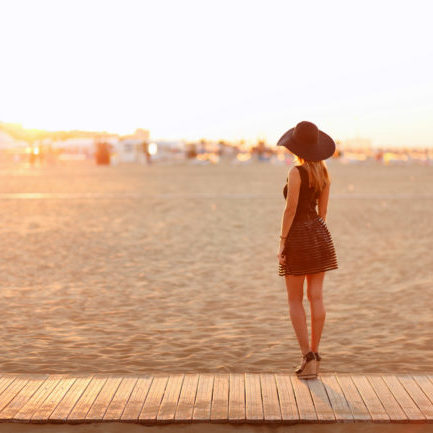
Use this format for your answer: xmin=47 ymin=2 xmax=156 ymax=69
xmin=283 ymin=165 xmax=322 ymax=220
xmin=279 ymin=164 xmax=337 ymax=277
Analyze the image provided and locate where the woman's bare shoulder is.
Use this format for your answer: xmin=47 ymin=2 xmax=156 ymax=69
xmin=288 ymin=165 xmax=301 ymax=177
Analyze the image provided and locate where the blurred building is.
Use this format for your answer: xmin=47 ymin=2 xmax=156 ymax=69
xmin=341 ymin=137 xmax=372 ymax=150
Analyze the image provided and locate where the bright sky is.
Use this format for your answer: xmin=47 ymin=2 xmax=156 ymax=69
xmin=1 ymin=0 xmax=432 ymax=147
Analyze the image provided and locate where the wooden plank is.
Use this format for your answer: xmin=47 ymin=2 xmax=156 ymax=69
xmin=175 ymin=374 xmax=199 ymax=422
xmin=307 ymin=378 xmax=335 ymax=422
xmin=245 ymin=373 xmax=263 ymax=422
xmin=351 ymin=375 xmax=389 ymax=421
xmin=260 ymin=374 xmax=281 ymax=422
xmin=228 ymin=373 xmax=245 ymax=422
xmin=413 ymin=375 xmax=433 ymax=405
xmin=104 ymin=377 xmax=138 ymax=420
xmin=49 ymin=376 xmax=93 ymax=421
xmin=157 ymin=374 xmax=184 ymax=422
xmin=0 ymin=375 xmax=47 ymax=419
xmin=366 ymin=375 xmax=408 ymax=422
xmin=320 ymin=375 xmax=353 ymax=422
xmin=0 ymin=375 xmax=18 ymax=398
xmin=275 ymin=374 xmax=298 ymax=422
xmin=290 ymin=376 xmax=317 ymax=421
xmin=31 ymin=376 xmax=77 ymax=421
xmin=139 ymin=376 xmax=168 ymax=422
xmin=210 ymin=374 xmax=229 ymax=422
xmin=13 ymin=375 xmax=63 ymax=421
xmin=335 ymin=374 xmax=371 ymax=421
xmin=121 ymin=376 xmax=153 ymax=421
xmin=397 ymin=375 xmax=433 ymax=419
xmin=85 ymin=376 xmax=123 ymax=420
xmin=67 ymin=376 xmax=108 ymax=421
xmin=192 ymin=374 xmax=214 ymax=421
xmin=0 ymin=376 xmax=30 ymax=413
xmin=382 ymin=375 xmax=425 ymax=421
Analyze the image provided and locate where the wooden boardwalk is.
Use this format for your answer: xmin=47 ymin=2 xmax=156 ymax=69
xmin=0 ymin=373 xmax=432 ymax=424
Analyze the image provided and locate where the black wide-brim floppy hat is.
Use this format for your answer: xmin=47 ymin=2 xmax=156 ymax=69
xmin=277 ymin=121 xmax=336 ymax=161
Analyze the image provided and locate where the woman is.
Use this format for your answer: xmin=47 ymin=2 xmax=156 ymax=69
xmin=276 ymin=121 xmax=338 ymax=379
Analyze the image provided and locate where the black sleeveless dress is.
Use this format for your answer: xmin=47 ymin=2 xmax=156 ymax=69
xmin=279 ymin=165 xmax=338 ymax=276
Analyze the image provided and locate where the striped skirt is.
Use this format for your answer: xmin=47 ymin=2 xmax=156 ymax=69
xmin=279 ymin=215 xmax=338 ymax=277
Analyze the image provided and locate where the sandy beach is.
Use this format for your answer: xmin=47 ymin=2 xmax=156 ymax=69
xmin=0 ymin=158 xmax=432 ymax=376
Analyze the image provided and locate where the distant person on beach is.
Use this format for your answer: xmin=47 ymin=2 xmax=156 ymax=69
xmin=142 ymin=140 xmax=152 ymax=164
xmin=276 ymin=121 xmax=338 ymax=379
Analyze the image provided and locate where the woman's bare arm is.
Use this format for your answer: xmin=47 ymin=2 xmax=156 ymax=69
xmin=318 ymin=182 xmax=330 ymax=221
xmin=280 ymin=167 xmax=301 ymax=239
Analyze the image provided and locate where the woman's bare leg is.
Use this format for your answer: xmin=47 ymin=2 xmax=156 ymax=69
xmin=306 ymin=272 xmax=326 ymax=353
xmin=285 ymin=274 xmax=310 ymax=355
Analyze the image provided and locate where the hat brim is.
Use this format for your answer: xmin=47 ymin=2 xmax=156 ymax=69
xmin=277 ymin=128 xmax=336 ymax=161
